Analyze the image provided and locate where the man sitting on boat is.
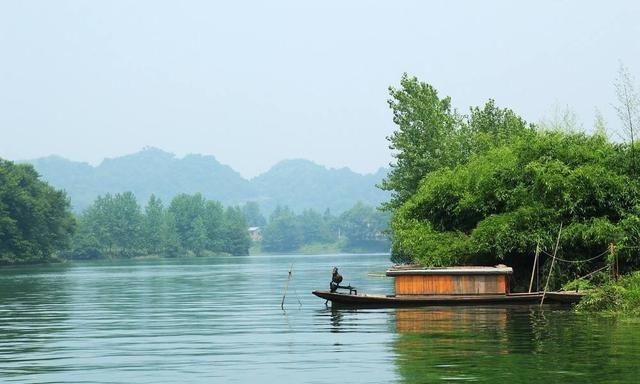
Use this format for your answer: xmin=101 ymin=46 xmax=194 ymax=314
xmin=330 ymin=267 xmax=343 ymax=292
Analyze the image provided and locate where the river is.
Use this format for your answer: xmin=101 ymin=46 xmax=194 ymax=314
xmin=1 ymin=253 xmax=638 ymax=383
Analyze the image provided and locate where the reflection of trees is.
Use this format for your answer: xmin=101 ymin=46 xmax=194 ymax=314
xmin=0 ymin=266 xmax=71 ymax=377
xmin=393 ymin=306 xmax=640 ymax=383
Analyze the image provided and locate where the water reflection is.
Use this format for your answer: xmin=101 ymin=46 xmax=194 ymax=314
xmin=329 ymin=307 xmax=344 ymax=331
xmin=392 ymin=305 xmax=640 ymax=384
xmin=0 ymin=266 xmax=72 ymax=378
xmin=2 ymin=255 xmax=640 ymax=383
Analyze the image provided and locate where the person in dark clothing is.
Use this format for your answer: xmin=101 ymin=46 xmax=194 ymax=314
xmin=330 ymin=267 xmax=343 ymax=292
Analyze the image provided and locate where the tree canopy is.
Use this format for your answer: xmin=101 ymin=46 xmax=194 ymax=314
xmin=384 ymin=75 xmax=640 ymax=287
xmin=0 ymin=159 xmax=75 ymax=264
xmin=68 ymin=192 xmax=251 ymax=258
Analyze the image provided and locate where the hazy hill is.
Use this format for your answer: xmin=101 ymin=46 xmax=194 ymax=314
xmin=26 ymin=148 xmax=389 ymax=214
xmin=252 ymin=159 xmax=388 ymax=214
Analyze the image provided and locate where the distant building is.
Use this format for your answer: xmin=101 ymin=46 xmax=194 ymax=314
xmin=248 ymin=226 xmax=262 ymax=241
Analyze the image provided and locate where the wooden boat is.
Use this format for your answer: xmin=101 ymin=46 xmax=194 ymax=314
xmin=313 ymin=265 xmax=584 ymax=307
xmin=543 ymin=291 xmax=585 ymax=304
xmin=312 ymin=291 xmax=545 ymax=307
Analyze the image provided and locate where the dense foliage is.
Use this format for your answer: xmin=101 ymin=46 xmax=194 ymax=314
xmin=260 ymin=203 xmax=390 ymax=253
xmin=0 ymin=159 xmax=75 ymax=264
xmin=68 ymin=192 xmax=251 ymax=258
xmin=384 ymin=75 xmax=640 ymax=287
xmin=576 ymin=272 xmax=640 ymax=314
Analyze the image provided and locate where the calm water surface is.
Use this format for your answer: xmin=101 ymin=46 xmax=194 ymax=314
xmin=1 ymin=254 xmax=639 ymax=383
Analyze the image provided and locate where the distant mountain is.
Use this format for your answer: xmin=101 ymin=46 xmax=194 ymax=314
xmin=25 ymin=148 xmax=389 ymax=214
xmin=252 ymin=159 xmax=388 ymax=214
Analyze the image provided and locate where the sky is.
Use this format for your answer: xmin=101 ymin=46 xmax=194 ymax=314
xmin=1 ymin=1 xmax=639 ymax=178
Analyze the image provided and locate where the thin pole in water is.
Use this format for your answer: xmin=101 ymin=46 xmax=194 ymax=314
xmin=536 ymin=248 xmax=540 ymax=292
xmin=281 ymin=264 xmax=293 ymax=310
xmin=540 ymin=223 xmax=562 ymax=307
xmin=610 ymin=243 xmax=619 ymax=281
xmin=529 ymin=241 xmax=540 ymax=293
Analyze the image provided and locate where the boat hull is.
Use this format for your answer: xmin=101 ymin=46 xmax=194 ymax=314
xmin=312 ymin=290 xmax=550 ymax=307
xmin=543 ymin=291 xmax=584 ymax=304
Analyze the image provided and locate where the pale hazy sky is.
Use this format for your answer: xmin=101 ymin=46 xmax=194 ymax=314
xmin=1 ymin=1 xmax=639 ymax=177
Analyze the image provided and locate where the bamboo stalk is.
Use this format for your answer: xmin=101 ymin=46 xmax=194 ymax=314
xmin=281 ymin=264 xmax=293 ymax=310
xmin=540 ymin=223 xmax=563 ymax=307
xmin=611 ymin=243 xmax=619 ymax=281
xmin=529 ymin=241 xmax=540 ymax=293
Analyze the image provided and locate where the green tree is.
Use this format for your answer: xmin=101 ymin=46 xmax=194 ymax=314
xmin=112 ymin=192 xmax=143 ymax=255
xmin=262 ymin=206 xmax=302 ymax=252
xmin=381 ymin=75 xmax=532 ymax=211
xmin=298 ymin=209 xmax=333 ymax=244
xmin=161 ymin=211 xmax=181 ymax=257
xmin=242 ymin=201 xmax=266 ymax=227
xmin=66 ymin=212 xmax=102 ymax=260
xmin=190 ymin=216 xmax=208 ymax=256
xmin=0 ymin=159 xmax=75 ymax=264
xmin=380 ymin=74 xmax=461 ymax=209
xmin=76 ymin=192 xmax=143 ymax=257
xmin=222 ymin=206 xmax=251 ymax=255
xmin=382 ymin=76 xmax=640 ymax=288
xmin=465 ymin=99 xmax=531 ymax=155
xmin=142 ymin=194 xmax=164 ymax=254
xmin=391 ymin=131 xmax=640 ymax=285
xmin=339 ymin=202 xmax=390 ymax=251
xmin=168 ymin=193 xmax=206 ymax=250
xmin=203 ymin=200 xmax=225 ymax=252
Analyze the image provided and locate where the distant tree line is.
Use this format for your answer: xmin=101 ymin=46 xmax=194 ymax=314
xmin=0 ymin=157 xmax=389 ymax=265
xmin=68 ymin=192 xmax=251 ymax=259
xmin=244 ymin=201 xmax=390 ymax=253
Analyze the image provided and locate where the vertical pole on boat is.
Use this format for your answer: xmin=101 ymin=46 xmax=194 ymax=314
xmin=610 ymin=243 xmax=618 ymax=281
xmin=540 ymin=223 xmax=562 ymax=307
xmin=281 ymin=264 xmax=293 ymax=310
xmin=536 ymin=247 xmax=540 ymax=292
xmin=615 ymin=244 xmax=619 ymax=281
xmin=529 ymin=241 xmax=540 ymax=293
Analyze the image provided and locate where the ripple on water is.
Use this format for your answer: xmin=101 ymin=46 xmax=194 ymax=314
xmin=1 ymin=254 xmax=640 ymax=383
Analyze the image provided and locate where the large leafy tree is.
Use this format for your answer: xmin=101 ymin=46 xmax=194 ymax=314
xmin=380 ymin=74 xmax=461 ymax=209
xmin=391 ymin=130 xmax=640 ymax=283
xmin=75 ymin=192 xmax=143 ymax=257
xmin=380 ymin=75 xmax=531 ymax=210
xmin=383 ymin=75 xmax=640 ymax=287
xmin=0 ymin=159 xmax=75 ymax=264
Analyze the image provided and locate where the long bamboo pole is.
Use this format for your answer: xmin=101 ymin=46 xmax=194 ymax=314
xmin=281 ymin=264 xmax=293 ymax=310
xmin=540 ymin=223 xmax=563 ymax=307
xmin=529 ymin=241 xmax=540 ymax=293
xmin=610 ymin=243 xmax=618 ymax=281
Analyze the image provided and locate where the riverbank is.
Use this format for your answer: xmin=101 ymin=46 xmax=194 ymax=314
xmin=249 ymin=241 xmax=390 ymax=256
xmin=575 ymin=272 xmax=640 ymax=315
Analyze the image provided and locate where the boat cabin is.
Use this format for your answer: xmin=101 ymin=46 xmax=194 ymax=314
xmin=385 ymin=265 xmax=512 ymax=296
